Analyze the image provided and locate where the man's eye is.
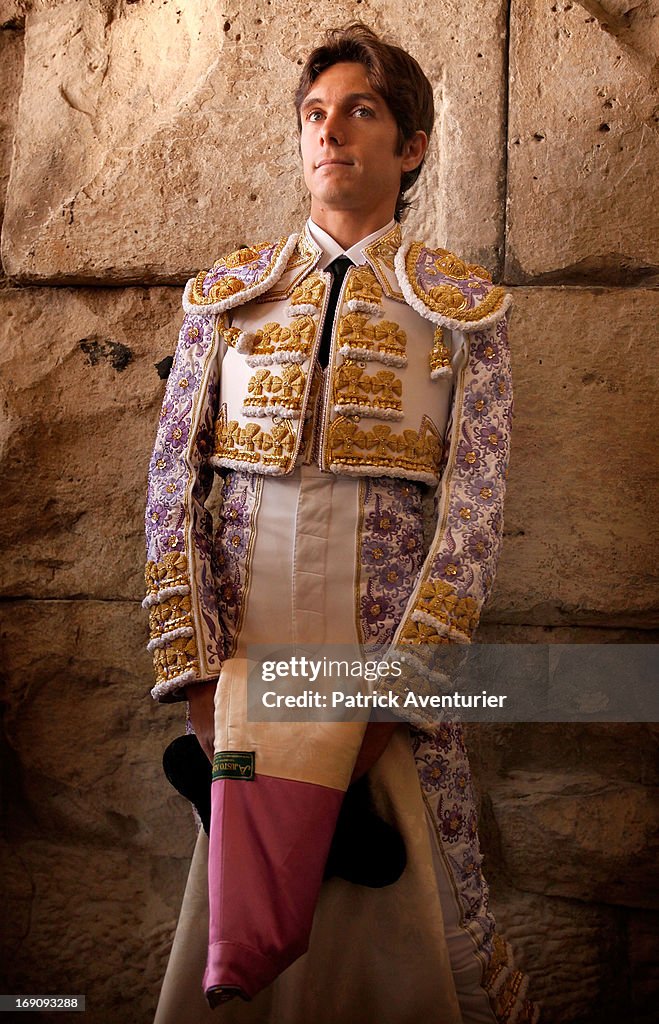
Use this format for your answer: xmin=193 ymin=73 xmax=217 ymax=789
xmin=307 ymin=111 xmax=323 ymax=122
xmin=354 ymin=106 xmax=373 ymax=118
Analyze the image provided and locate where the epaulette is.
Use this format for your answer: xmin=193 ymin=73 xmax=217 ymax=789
xmin=182 ymin=234 xmax=298 ymax=316
xmin=395 ymin=240 xmax=512 ymax=332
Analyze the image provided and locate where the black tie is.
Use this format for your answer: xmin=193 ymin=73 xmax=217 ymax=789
xmin=318 ymin=256 xmax=353 ymax=368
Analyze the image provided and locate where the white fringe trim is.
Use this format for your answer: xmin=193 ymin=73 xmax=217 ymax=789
xmin=338 ymin=344 xmax=407 ymax=368
xmin=210 ymin=455 xmax=287 ymax=475
xmin=394 ymin=240 xmax=513 ymax=332
xmin=245 ymin=351 xmax=307 ymax=367
xmin=430 ymin=365 xmax=453 ymax=380
xmin=346 ymin=299 xmax=384 ymax=318
xmin=284 ymin=303 xmax=320 ymax=317
xmin=151 ymin=668 xmax=197 ymax=701
xmin=146 ymin=625 xmax=194 ymax=652
xmin=182 ymin=233 xmax=299 ymax=316
xmin=141 ymin=584 xmax=191 ymax=610
xmin=333 ymin=403 xmax=403 ymax=421
xmin=397 ymin=648 xmax=454 ymax=690
xmin=241 ymin=405 xmax=301 ymax=419
xmin=329 ymin=462 xmax=438 ymax=485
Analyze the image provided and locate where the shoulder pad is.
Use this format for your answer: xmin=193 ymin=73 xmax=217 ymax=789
xmin=182 ymin=235 xmax=299 ymax=316
xmin=395 ymin=240 xmax=512 ymax=332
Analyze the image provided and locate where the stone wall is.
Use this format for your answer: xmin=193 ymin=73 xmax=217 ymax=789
xmin=1 ymin=2 xmax=657 ymax=1022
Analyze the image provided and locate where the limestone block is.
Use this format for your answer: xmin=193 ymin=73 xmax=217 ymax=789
xmin=0 ymin=1 xmax=26 ymax=29
xmin=488 ymin=770 xmax=659 ymax=908
xmin=467 ymin=719 xmax=659 ymax=790
xmin=488 ymin=886 xmax=628 ymax=1024
xmin=1 ymin=599 xmax=195 ymax=858
xmin=506 ymin=0 xmax=659 ymax=284
xmin=490 ymin=286 xmax=659 ymax=627
xmin=0 ymin=837 xmax=186 ymax=1024
xmin=0 ymin=29 xmax=24 ymax=228
xmin=0 ymin=284 xmax=181 ymax=600
xmin=2 ymin=0 xmax=508 ymax=283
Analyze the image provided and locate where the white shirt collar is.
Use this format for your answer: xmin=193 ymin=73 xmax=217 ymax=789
xmin=306 ymin=217 xmax=397 ymax=270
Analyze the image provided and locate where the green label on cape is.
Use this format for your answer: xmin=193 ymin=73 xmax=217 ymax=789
xmin=212 ymin=750 xmax=255 ymax=781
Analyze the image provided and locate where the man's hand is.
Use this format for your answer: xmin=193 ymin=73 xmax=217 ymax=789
xmin=185 ymin=679 xmax=218 ymax=763
xmin=350 ymin=721 xmax=397 ymax=782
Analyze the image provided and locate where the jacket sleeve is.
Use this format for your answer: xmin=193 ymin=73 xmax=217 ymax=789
xmin=143 ymin=308 xmax=225 ymax=702
xmin=382 ymin=309 xmax=513 ymax=710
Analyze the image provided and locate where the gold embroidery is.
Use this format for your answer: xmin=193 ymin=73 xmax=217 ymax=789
xmin=190 ymin=238 xmax=290 ymax=307
xmin=328 ymin=416 xmax=441 ymax=479
xmin=144 ymin=552 xmax=200 ymax=686
xmin=214 ymin=417 xmax=296 ymax=471
xmin=373 ymin=320 xmax=407 ymax=361
xmin=481 ymin=934 xmax=535 ymax=1024
xmin=345 ymin=267 xmax=383 ymax=306
xmin=191 ymin=270 xmax=245 ymax=305
xmin=152 ymin=635 xmax=200 ymax=685
xmin=398 ymin=618 xmax=451 ymax=646
xmin=245 ymin=365 xmax=306 ymax=414
xmin=225 ymin=246 xmax=262 ymax=268
xmin=250 ymin=316 xmax=317 ymax=360
xmin=406 ymin=241 xmax=507 ymax=323
xmin=144 ymin=551 xmax=190 ymax=599
xmin=430 ymin=327 xmax=452 ymax=373
xmin=289 ymin=230 xmax=318 ymax=269
xmin=288 ymin=272 xmax=326 ymax=310
xmin=219 ymin=315 xmax=241 ymax=348
xmin=333 ymin=363 xmax=403 ymax=416
xmin=149 ymin=592 xmax=193 ymax=640
xmin=362 ymin=224 xmax=405 ymax=301
xmin=415 ymin=579 xmax=479 ymax=639
xmin=337 ymin=313 xmax=407 ymax=363
xmin=363 ymin=223 xmax=402 ymax=272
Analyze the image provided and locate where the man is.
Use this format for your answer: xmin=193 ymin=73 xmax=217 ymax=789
xmin=144 ymin=23 xmax=538 ymax=1024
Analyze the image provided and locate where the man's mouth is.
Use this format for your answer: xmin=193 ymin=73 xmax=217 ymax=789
xmin=316 ymin=159 xmax=353 ymax=168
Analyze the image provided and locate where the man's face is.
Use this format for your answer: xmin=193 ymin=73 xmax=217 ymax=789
xmin=299 ymin=61 xmax=421 ymax=223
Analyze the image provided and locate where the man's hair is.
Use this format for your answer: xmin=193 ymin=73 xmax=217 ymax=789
xmin=294 ymin=23 xmax=435 ymax=221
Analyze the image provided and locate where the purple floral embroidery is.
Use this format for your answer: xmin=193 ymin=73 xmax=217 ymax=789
xmin=165 ymin=420 xmax=190 ymax=449
xmin=145 ymin=311 xmax=224 ymax=684
xmin=441 ymin=803 xmax=465 ymax=843
xmin=464 ymin=388 xmax=491 ymax=422
xmin=214 ymin=471 xmax=262 ymax=658
xmin=413 ymin=722 xmax=494 ymax=935
xmin=464 ymin=529 xmax=493 ymax=563
xmin=414 ymin=247 xmax=493 ymax=312
xmin=202 ymin=241 xmax=282 ymax=296
xmin=356 ymin=478 xmax=426 ymax=649
xmin=473 ymin=331 xmax=501 ymax=367
xmin=406 ymin=314 xmax=512 ymax=644
xmin=418 ymin=756 xmax=450 ymax=790
xmin=360 ymin=590 xmax=394 ymax=628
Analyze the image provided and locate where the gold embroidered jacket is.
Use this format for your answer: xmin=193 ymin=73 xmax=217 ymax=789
xmin=143 ymin=224 xmax=513 ymax=701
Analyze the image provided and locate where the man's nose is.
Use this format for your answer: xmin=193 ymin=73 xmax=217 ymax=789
xmin=320 ymin=114 xmax=344 ymax=146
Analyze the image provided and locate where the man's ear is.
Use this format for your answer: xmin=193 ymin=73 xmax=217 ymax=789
xmin=401 ymin=131 xmax=429 ymax=173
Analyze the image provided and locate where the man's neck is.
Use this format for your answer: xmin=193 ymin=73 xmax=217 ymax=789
xmin=308 ymin=205 xmax=397 ymax=250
